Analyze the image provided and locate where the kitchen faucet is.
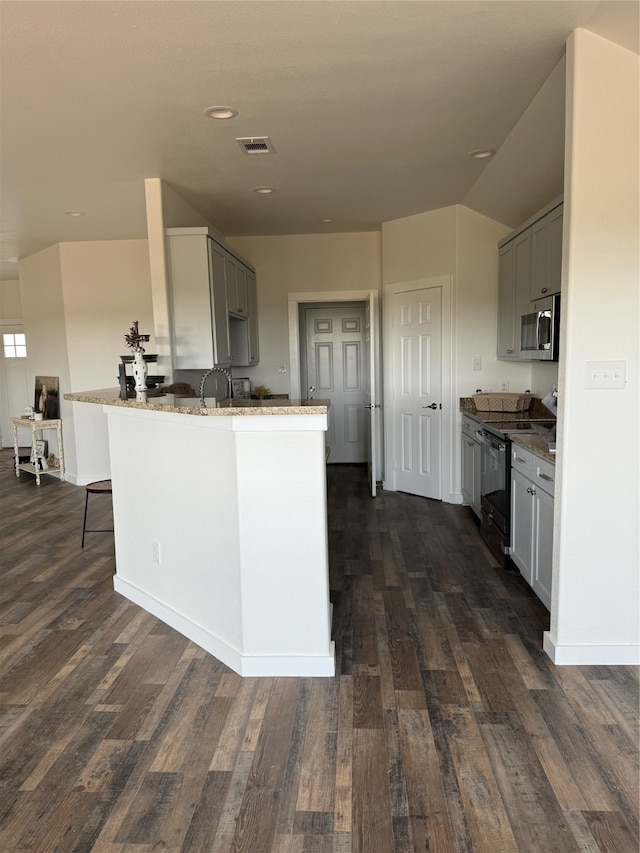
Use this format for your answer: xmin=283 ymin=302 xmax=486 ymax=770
xmin=199 ymin=366 xmax=232 ymax=407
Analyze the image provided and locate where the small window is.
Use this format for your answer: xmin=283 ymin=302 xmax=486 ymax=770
xmin=3 ymin=333 xmax=27 ymax=358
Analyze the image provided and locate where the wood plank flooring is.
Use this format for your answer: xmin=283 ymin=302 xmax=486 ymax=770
xmin=0 ymin=452 xmax=638 ymax=852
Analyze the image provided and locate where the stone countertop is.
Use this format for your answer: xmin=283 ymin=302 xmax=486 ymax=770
xmin=510 ymin=433 xmax=557 ymax=463
xmin=64 ymin=388 xmax=330 ymax=416
xmin=460 ymin=397 xmax=556 ymax=463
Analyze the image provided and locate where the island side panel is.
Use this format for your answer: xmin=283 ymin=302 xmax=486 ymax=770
xmin=235 ymin=427 xmax=332 ymax=667
xmin=103 ymin=405 xmax=334 ymax=677
xmin=106 ymin=407 xmax=244 ymax=666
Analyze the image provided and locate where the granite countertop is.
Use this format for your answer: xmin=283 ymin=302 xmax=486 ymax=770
xmin=460 ymin=396 xmax=556 ymax=463
xmin=64 ymin=388 xmax=330 ymax=416
xmin=509 ymin=433 xmax=556 ymax=463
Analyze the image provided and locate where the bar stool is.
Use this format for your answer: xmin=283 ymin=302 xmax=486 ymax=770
xmin=81 ymin=480 xmax=113 ymax=547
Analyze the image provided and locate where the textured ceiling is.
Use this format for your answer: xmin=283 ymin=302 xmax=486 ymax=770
xmin=1 ymin=0 xmax=637 ymax=280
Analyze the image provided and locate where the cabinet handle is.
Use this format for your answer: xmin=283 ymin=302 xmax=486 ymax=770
xmin=541 ymin=287 xmax=548 ymax=294
xmin=506 ymin=349 xmax=514 ymax=354
xmin=538 ymin=473 xmax=553 ymax=482
xmin=515 ymin=456 xmax=527 ymax=464
xmin=467 ymin=441 xmax=474 ymax=447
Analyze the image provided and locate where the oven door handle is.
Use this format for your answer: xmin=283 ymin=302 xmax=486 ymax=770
xmin=478 ymin=430 xmax=507 ymax=452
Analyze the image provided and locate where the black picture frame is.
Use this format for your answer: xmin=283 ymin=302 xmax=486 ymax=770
xmin=34 ymin=376 xmax=60 ymax=420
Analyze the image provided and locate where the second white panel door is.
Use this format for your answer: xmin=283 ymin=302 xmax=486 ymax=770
xmin=304 ymin=305 xmax=366 ymax=464
xmin=391 ymin=287 xmax=442 ymax=499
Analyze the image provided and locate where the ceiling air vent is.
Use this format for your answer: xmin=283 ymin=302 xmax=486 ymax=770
xmin=236 ymin=136 xmax=274 ymax=155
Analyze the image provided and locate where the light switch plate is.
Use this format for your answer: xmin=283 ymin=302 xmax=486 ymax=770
xmin=585 ymin=360 xmax=626 ymax=390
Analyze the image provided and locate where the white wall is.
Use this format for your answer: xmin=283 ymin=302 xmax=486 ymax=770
xmin=455 ymin=205 xmax=519 ymax=397
xmin=19 ymin=246 xmax=77 ymax=472
xmin=144 ymin=178 xmax=215 ymax=383
xmin=60 ymin=240 xmax=154 ymax=483
xmin=0 ymin=280 xmax=22 ymax=321
xmin=545 ymin=29 xmax=639 ymax=664
xmin=0 ymin=279 xmax=27 ymax=446
xmin=381 ymin=204 xmax=533 ymax=498
xmin=19 ymin=240 xmax=154 ymax=483
xmin=227 ymin=232 xmax=382 ymax=395
xmin=382 ymin=205 xmax=458 ymax=285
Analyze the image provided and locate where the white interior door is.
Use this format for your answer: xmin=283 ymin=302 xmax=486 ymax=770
xmin=304 ymin=304 xmax=366 ymax=464
xmin=391 ymin=288 xmax=442 ymax=499
xmin=365 ymin=293 xmax=378 ymax=496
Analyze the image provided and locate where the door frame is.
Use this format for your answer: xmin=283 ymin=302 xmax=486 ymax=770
xmin=382 ymin=275 xmax=454 ymax=502
xmin=287 ymin=289 xmax=381 ymax=481
xmin=0 ymin=320 xmax=29 ymax=447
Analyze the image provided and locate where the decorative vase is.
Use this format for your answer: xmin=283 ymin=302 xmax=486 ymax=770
xmin=132 ymin=350 xmax=148 ymax=401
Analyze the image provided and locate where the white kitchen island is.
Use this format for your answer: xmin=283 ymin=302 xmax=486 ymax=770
xmin=65 ymin=390 xmax=334 ymax=677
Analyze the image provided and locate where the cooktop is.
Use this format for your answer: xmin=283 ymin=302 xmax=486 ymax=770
xmin=479 ymin=417 xmax=556 ymax=436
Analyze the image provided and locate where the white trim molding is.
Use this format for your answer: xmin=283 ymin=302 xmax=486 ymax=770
xmin=543 ymin=631 xmax=640 ymax=666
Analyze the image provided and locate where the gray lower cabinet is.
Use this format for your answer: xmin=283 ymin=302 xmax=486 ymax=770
xmin=510 ymin=444 xmax=555 ymax=609
xmin=461 ymin=416 xmax=482 ymax=519
xmin=167 ymin=227 xmax=258 ymax=369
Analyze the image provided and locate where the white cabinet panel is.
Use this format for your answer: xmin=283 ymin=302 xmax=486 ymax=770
xmin=316 ymin=343 xmax=334 ymax=390
xmin=344 ymin=404 xmax=362 ymax=445
xmin=419 ymin=414 xmax=432 ymax=476
xmin=401 ymin=413 xmax=412 ymax=471
xmin=343 ymin=341 xmax=361 ymax=391
xmin=510 ymin=443 xmax=554 ymax=609
xmin=461 ymin=416 xmax=482 ymax=519
xmin=532 ymin=487 xmax=554 ymax=609
xmin=510 ymin=468 xmax=534 ymax=585
xmin=167 ymin=229 xmax=258 ymax=370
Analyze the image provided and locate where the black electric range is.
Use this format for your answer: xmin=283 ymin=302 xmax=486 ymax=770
xmin=467 ymin=413 xmax=555 ymax=564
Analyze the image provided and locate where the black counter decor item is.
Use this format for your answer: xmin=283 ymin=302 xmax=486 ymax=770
xmin=123 ymin=320 xmax=150 ymax=353
xmin=123 ymin=321 xmax=152 ymax=401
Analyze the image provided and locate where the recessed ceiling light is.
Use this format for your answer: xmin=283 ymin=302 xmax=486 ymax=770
xmin=253 ymin=186 xmax=275 ymax=194
xmin=320 ymin=218 xmax=334 ymax=223
xmin=468 ymin=148 xmax=496 ymax=160
xmin=204 ymin=106 xmax=238 ymax=120
xmin=65 ymin=210 xmax=85 ymax=217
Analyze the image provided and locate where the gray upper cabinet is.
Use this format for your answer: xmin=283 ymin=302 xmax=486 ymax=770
xmin=497 ymin=230 xmax=531 ymax=360
xmin=530 ymin=204 xmax=563 ymax=300
xmin=497 ymin=198 xmax=563 ymax=361
xmin=167 ymin=231 xmax=231 ymax=369
xmin=225 ymin=253 xmax=249 ymax=317
xmin=166 ymin=227 xmax=258 ymax=370
xmin=246 ymin=270 xmax=259 ymax=365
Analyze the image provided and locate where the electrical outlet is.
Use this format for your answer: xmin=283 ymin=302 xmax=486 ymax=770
xmin=585 ymin=360 xmax=626 ymax=390
xmin=152 ymin=541 xmax=161 ymax=565
xmin=472 ymin=356 xmax=482 ymax=371
xmin=500 ymin=381 xmax=509 ymax=392
xmin=278 ymin=361 xmax=287 ymax=373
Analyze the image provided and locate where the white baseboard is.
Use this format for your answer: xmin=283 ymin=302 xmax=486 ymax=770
xmin=543 ymin=631 xmax=640 ymax=665
xmin=114 ymin=576 xmax=336 ymax=677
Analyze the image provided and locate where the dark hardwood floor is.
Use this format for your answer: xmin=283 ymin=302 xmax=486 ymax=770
xmin=0 ymin=450 xmax=638 ymax=852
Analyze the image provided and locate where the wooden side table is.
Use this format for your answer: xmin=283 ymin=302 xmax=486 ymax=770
xmin=11 ymin=418 xmax=65 ymax=485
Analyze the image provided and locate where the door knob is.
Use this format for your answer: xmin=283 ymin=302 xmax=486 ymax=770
xmin=422 ymin=403 xmax=439 ymax=409
xmin=364 ymin=403 xmax=380 ymax=409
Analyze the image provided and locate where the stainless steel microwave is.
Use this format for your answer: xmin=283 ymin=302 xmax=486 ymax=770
xmin=520 ymin=295 xmax=560 ymax=361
